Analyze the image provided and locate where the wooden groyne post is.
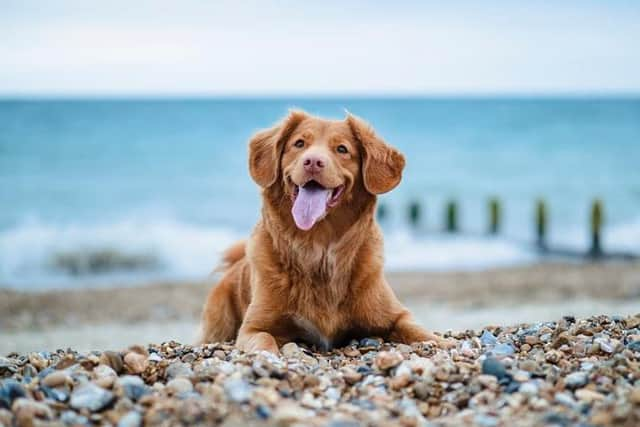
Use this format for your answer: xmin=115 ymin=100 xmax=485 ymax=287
xmin=589 ymin=199 xmax=604 ymax=257
xmin=488 ymin=197 xmax=501 ymax=235
xmin=445 ymin=200 xmax=458 ymax=232
xmin=535 ymin=199 xmax=548 ymax=250
xmin=408 ymin=200 xmax=421 ymax=229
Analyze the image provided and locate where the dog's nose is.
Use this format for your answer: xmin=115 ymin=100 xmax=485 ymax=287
xmin=302 ymin=154 xmax=326 ymax=173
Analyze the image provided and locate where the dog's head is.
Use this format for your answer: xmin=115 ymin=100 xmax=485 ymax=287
xmin=249 ymin=110 xmax=405 ymax=231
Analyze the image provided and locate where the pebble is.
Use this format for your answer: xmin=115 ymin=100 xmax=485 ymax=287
xmin=117 ymin=410 xmax=142 ymax=427
xmin=70 ymin=382 xmax=115 ymax=412
xmin=60 ymin=410 xmax=89 ymax=425
xmin=518 ymin=382 xmax=539 ymax=396
xmin=0 ymin=409 xmax=12 ymax=426
xmin=481 ymin=357 xmax=509 ymax=380
xmin=165 ymin=361 xmax=193 ymax=379
xmin=272 ymin=402 xmax=311 ymax=425
xmin=475 ymin=414 xmax=498 ymax=427
xmin=123 ymin=352 xmax=147 ymax=374
xmin=0 ymin=379 xmax=26 ymax=409
xmin=116 ymin=375 xmax=150 ymax=401
xmin=167 ymin=377 xmax=193 ymax=395
xmin=341 ymin=367 xmax=362 ymax=385
xmin=358 ymin=337 xmax=381 ymax=350
xmin=281 ymin=342 xmax=302 ymax=358
xmin=413 ymin=382 xmax=430 ymax=400
xmin=594 ymin=337 xmax=616 ymax=354
xmin=460 ymin=340 xmax=475 ymax=357
xmin=99 ymin=351 xmax=124 ymax=374
xmin=491 ymin=343 xmax=515 ymax=356
xmin=575 ymin=388 xmax=604 ymax=403
xmin=564 ymin=371 xmax=588 ymax=389
xmin=511 ymin=370 xmax=530 ymax=382
xmin=554 ymin=392 xmax=577 ymax=409
xmin=374 ymin=351 xmax=403 ymax=370
xmin=148 ymin=352 xmax=163 ymax=363
xmin=480 ymin=330 xmax=498 ymax=346
xmin=0 ymin=314 xmax=637 ymax=426
xmin=28 ymin=353 xmax=48 ymax=371
xmin=42 ymin=370 xmax=71 ymax=387
xmin=224 ymin=378 xmax=252 ymax=403
xmin=12 ymin=398 xmax=53 ymax=421
xmin=41 ymin=385 xmax=69 ymax=402
xmin=256 ymin=404 xmax=271 ymax=419
xmin=94 ymin=364 xmax=118 ymax=380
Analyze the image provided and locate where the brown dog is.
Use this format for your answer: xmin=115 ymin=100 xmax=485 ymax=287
xmin=199 ymin=110 xmax=449 ymax=353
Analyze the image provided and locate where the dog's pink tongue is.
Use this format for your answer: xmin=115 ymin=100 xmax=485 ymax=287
xmin=292 ymin=185 xmax=331 ymax=230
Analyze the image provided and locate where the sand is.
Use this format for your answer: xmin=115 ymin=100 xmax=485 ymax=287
xmin=1 ymin=262 xmax=639 ymax=354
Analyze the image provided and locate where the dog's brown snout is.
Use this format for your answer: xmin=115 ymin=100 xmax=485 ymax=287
xmin=302 ymin=154 xmax=326 ymax=173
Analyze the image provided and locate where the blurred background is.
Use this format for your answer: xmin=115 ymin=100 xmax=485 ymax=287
xmin=1 ymin=1 xmax=639 ymax=351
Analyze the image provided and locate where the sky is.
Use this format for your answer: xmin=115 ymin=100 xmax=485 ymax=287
xmin=1 ymin=0 xmax=639 ymax=96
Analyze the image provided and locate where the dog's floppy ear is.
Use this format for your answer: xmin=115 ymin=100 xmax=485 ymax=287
xmin=347 ymin=114 xmax=405 ymax=194
xmin=248 ymin=110 xmax=307 ymax=188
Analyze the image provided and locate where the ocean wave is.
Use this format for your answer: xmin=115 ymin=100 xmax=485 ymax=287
xmin=0 ymin=218 xmax=241 ymax=289
xmin=1 ymin=215 xmax=638 ymax=289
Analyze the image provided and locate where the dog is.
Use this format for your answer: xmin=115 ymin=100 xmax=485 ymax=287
xmin=199 ymin=110 xmax=451 ymax=353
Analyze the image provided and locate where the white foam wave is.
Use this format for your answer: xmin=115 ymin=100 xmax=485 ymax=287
xmin=0 ymin=218 xmax=242 ymax=289
xmin=1 ymin=215 xmax=638 ymax=290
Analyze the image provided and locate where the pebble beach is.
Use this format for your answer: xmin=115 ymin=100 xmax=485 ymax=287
xmin=1 ymin=314 xmax=639 ymax=427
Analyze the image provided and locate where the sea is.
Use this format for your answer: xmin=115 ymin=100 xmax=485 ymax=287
xmin=1 ymin=98 xmax=639 ymax=289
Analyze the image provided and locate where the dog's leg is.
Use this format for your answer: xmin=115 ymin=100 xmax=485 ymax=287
xmin=389 ymin=311 xmax=455 ymax=349
xmin=198 ymin=276 xmax=242 ymax=345
xmin=235 ymin=298 xmax=283 ymax=354
xmin=350 ymin=275 xmax=455 ymax=349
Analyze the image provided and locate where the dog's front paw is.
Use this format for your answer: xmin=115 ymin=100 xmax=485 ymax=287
xmin=237 ymin=331 xmax=279 ymax=354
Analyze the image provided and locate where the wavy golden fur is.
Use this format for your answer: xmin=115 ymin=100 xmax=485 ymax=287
xmin=199 ymin=111 xmax=451 ymax=353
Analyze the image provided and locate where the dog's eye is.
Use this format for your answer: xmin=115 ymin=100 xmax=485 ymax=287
xmin=294 ymin=139 xmax=305 ymax=148
xmin=337 ymin=144 xmax=348 ymax=154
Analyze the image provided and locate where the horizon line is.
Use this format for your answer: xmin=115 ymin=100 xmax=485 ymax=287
xmin=1 ymin=91 xmax=640 ymax=101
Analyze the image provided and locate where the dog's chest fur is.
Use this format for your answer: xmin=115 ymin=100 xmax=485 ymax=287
xmin=281 ymin=241 xmax=353 ymax=350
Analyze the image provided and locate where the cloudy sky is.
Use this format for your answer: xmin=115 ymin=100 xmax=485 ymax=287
xmin=1 ymin=0 xmax=639 ymax=96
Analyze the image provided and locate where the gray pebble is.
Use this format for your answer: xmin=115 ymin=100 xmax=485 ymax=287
xmin=147 ymin=353 xmax=162 ymax=363
xmin=41 ymin=385 xmax=69 ymax=402
xmin=627 ymin=340 xmax=640 ymax=352
xmin=165 ymin=362 xmax=193 ymax=379
xmin=482 ymin=357 xmax=508 ymax=380
xmin=60 ymin=410 xmax=89 ymax=426
xmin=594 ymin=337 xmax=615 ymax=353
xmin=565 ymin=372 xmax=588 ymax=389
xmin=117 ymin=411 xmax=142 ymax=427
xmin=480 ymin=330 xmax=498 ymax=346
xmin=70 ymin=382 xmax=115 ymax=412
xmin=328 ymin=421 xmax=361 ymax=427
xmin=0 ymin=379 xmax=26 ymax=409
xmin=167 ymin=377 xmax=193 ymax=395
xmin=492 ymin=343 xmax=515 ymax=356
xmin=359 ymin=338 xmax=381 ymax=349
xmin=475 ymin=414 xmax=498 ymax=427
xmin=518 ymin=381 xmax=539 ymax=396
xmin=554 ymin=392 xmax=577 ymax=409
xmin=224 ymin=378 xmax=252 ymax=403
xmin=116 ymin=375 xmax=149 ymax=402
